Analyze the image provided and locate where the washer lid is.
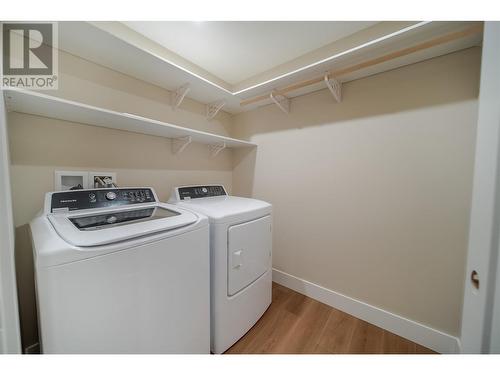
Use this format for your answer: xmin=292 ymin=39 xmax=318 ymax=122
xmin=48 ymin=203 xmax=199 ymax=247
xmin=174 ymin=196 xmax=271 ymax=224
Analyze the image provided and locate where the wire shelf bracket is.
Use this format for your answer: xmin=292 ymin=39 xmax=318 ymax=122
xmin=206 ymin=100 xmax=225 ymax=120
xmin=324 ymin=73 xmax=342 ymax=102
xmin=171 ymin=135 xmax=192 ymax=155
xmin=270 ymin=91 xmax=290 ymax=114
xmin=209 ymin=142 xmax=226 ymax=157
xmin=171 ymin=83 xmax=190 ymax=110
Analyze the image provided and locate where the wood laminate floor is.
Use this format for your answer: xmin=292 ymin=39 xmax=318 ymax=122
xmin=225 ymin=283 xmax=436 ymax=354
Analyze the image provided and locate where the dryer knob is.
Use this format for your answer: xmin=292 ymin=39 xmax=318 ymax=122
xmin=106 ymin=191 xmax=117 ymax=200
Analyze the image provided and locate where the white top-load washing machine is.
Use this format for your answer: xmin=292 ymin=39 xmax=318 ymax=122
xmin=169 ymin=185 xmax=272 ymax=353
xmin=30 ymin=187 xmax=210 ymax=354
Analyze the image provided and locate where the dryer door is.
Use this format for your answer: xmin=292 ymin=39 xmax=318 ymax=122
xmin=227 ymin=215 xmax=272 ymax=296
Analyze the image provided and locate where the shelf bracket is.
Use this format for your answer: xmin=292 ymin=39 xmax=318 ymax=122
xmin=206 ymin=100 xmax=225 ymax=120
xmin=171 ymin=83 xmax=190 ymax=110
xmin=270 ymin=91 xmax=290 ymax=114
xmin=324 ymin=73 xmax=342 ymax=102
xmin=171 ymin=135 xmax=192 ymax=155
xmin=209 ymin=142 xmax=226 ymax=157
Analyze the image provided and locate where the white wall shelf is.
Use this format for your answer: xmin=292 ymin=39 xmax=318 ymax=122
xmin=3 ymin=89 xmax=256 ymax=152
xmin=55 ymin=22 xmax=481 ymax=113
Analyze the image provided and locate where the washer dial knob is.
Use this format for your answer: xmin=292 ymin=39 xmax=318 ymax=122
xmin=105 ymin=191 xmax=117 ymax=200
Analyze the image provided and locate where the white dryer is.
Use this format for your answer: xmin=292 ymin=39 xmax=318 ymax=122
xmin=169 ymin=185 xmax=272 ymax=353
xmin=30 ymin=187 xmax=210 ymax=353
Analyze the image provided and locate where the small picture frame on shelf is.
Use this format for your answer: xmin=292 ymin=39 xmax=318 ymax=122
xmin=88 ymin=172 xmax=117 ymax=189
xmin=54 ymin=171 xmax=89 ymax=191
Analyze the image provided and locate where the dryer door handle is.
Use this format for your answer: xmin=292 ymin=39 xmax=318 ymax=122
xmin=232 ymin=250 xmax=243 ymax=269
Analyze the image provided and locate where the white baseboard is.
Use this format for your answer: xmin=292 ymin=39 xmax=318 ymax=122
xmin=272 ymin=268 xmax=460 ymax=354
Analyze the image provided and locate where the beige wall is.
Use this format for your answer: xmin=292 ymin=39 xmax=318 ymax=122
xmin=232 ymin=47 xmax=481 ymax=336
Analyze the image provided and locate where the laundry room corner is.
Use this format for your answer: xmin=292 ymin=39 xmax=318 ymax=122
xmin=1 ymin=11 xmax=500 ymax=367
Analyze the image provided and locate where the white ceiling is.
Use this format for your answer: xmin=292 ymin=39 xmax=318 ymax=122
xmin=122 ymin=21 xmax=377 ymax=85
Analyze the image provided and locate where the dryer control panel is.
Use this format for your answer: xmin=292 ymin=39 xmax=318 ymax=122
xmin=51 ymin=188 xmax=156 ymax=212
xmin=177 ymin=185 xmax=227 ymax=200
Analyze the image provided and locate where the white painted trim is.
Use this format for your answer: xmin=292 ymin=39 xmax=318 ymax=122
xmin=460 ymin=21 xmax=500 ymax=354
xmin=272 ymin=268 xmax=459 ymax=354
xmin=0 ymin=89 xmax=22 ymax=353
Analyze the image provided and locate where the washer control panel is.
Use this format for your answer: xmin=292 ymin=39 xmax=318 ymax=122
xmin=177 ymin=185 xmax=227 ymax=200
xmin=51 ymin=188 xmax=155 ymax=212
